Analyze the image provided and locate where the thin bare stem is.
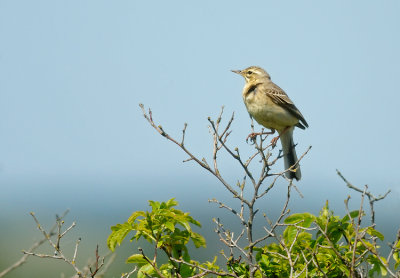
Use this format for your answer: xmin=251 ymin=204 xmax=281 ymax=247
xmin=23 ymin=212 xmax=83 ymax=277
xmin=336 ymin=169 xmax=391 ymax=225
xmin=120 ymin=266 xmax=138 ymax=278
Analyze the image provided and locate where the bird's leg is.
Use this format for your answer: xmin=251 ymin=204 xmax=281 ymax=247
xmin=270 ymin=136 xmax=279 ymax=148
xmin=270 ymin=126 xmax=290 ymax=148
xmin=246 ymin=129 xmax=275 ymax=142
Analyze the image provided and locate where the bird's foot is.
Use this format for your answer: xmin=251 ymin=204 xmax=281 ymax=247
xmin=246 ymin=132 xmax=261 ymax=143
xmin=270 ymin=126 xmax=291 ymax=148
xmin=270 ymin=136 xmax=280 ymax=148
xmin=246 ymin=129 xmax=276 ymax=143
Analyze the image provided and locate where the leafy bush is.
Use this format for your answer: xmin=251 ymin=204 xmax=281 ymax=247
xmin=108 ymin=199 xmax=400 ymax=277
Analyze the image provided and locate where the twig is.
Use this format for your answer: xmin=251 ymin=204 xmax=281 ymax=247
xmin=209 ymin=198 xmax=246 ymax=225
xmin=213 ymin=218 xmax=248 ymax=258
xmin=72 ymin=238 xmax=81 ymax=264
xmin=23 ymin=212 xmax=83 ymax=277
xmin=139 ymin=104 xmax=249 ymax=207
xmin=96 ymin=252 xmax=117 ymax=278
xmin=336 ymin=169 xmax=391 ymax=225
xmin=21 ymin=251 xmax=63 ymax=259
xmin=89 ymin=245 xmax=104 ymax=277
xmin=120 ymin=266 xmax=138 ymax=278
xmin=0 ymin=210 xmax=70 ymax=278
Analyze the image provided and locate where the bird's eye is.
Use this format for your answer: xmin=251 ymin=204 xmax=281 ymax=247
xmin=247 ymin=71 xmax=252 ymax=75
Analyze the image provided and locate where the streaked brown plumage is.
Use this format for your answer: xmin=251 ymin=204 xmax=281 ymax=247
xmin=232 ymin=66 xmax=308 ymax=180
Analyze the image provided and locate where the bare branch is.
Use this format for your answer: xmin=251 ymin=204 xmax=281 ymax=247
xmin=209 ymin=198 xmax=246 ymax=225
xmin=336 ymin=169 xmax=391 ymax=225
xmin=89 ymin=245 xmax=104 ymax=278
xmin=181 ymin=123 xmax=188 ymax=146
xmin=0 ymin=210 xmax=70 ymax=278
xmin=120 ymin=266 xmax=138 ymax=278
xmin=140 ymin=104 xmax=249 ymax=207
xmin=23 ymin=212 xmax=83 ymax=277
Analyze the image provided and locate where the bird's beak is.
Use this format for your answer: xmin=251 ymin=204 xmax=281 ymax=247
xmin=231 ymin=69 xmax=241 ymax=75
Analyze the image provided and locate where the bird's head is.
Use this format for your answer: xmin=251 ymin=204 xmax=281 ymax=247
xmin=231 ymin=66 xmax=271 ymax=83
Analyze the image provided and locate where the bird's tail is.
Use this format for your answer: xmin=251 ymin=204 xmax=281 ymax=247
xmin=279 ymin=127 xmax=301 ymax=181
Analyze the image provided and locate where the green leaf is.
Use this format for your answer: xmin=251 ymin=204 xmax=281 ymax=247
xmin=297 ymin=232 xmax=312 ymax=245
xmin=321 ymin=201 xmax=330 ymax=218
xmin=329 ymin=229 xmax=343 ymax=244
xmin=368 ymin=255 xmax=387 ymax=277
xmin=164 ymin=221 xmax=175 ymax=232
xmin=341 ymin=210 xmax=360 ymax=222
xmin=156 ymin=240 xmax=164 ymax=248
xmin=182 ymin=248 xmax=191 ymax=262
xmin=127 ymin=211 xmax=145 ymax=223
xmin=186 ymin=215 xmax=202 ymax=227
xmin=337 ymin=263 xmax=350 ymax=276
xmin=191 ymin=232 xmax=206 ymax=248
xmin=148 ymin=200 xmax=160 ymax=210
xmin=284 ymin=213 xmax=314 ymax=227
xmin=259 ymin=254 xmax=269 ymax=265
xmin=180 ymin=263 xmax=196 ymax=277
xmin=344 ymin=251 xmax=353 ymax=260
xmin=166 ymin=198 xmax=178 ymax=208
xmin=126 ymin=254 xmax=149 ymax=265
xmin=137 ymin=263 xmax=156 ymax=278
xmin=395 ymin=260 xmax=400 ymax=270
xmin=107 ymin=222 xmax=133 ymax=252
xmin=379 ymin=256 xmax=388 ymax=276
xmin=283 ymin=226 xmax=297 ymax=244
xmin=393 ymin=252 xmax=399 ymax=263
xmin=178 ymin=220 xmax=192 ymax=233
xmin=316 ymin=252 xmax=333 ymax=263
xmin=380 ymin=264 xmax=388 ymax=276
xmin=367 ymin=227 xmax=384 ymax=241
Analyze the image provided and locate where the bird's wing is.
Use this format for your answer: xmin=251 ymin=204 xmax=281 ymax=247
xmin=264 ymin=84 xmax=309 ymax=128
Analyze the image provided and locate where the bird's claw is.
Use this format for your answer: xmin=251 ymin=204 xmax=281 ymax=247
xmin=270 ymin=136 xmax=279 ymax=148
xmin=246 ymin=132 xmax=259 ymax=143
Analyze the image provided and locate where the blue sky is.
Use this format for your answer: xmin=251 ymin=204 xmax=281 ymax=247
xmin=1 ymin=1 xmax=399 ymax=219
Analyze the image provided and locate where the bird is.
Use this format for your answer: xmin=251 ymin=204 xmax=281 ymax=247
xmin=232 ymin=66 xmax=308 ymax=181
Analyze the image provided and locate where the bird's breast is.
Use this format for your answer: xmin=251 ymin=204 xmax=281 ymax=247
xmin=243 ymin=88 xmax=298 ymax=131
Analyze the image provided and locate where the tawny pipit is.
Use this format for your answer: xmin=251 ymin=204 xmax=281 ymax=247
xmin=232 ymin=66 xmax=308 ymax=181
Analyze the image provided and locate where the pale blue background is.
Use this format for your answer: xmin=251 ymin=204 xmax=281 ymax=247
xmin=1 ymin=1 xmax=400 ymax=276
